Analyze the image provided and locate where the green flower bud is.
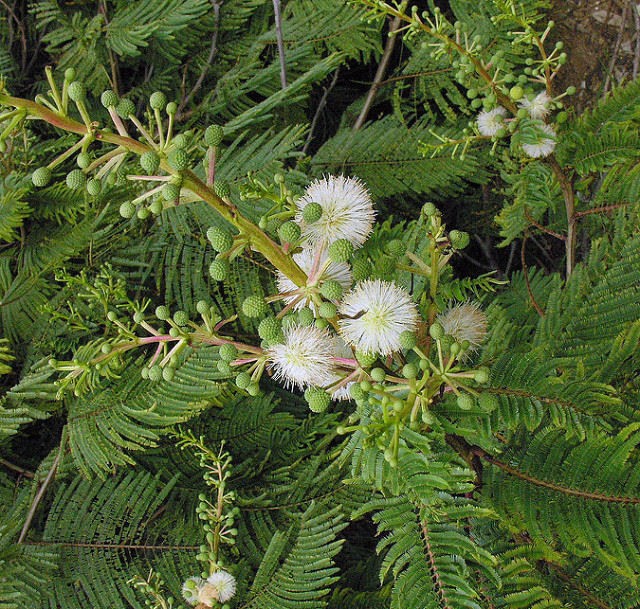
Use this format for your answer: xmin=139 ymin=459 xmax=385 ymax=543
xmin=351 ymin=257 xmax=372 ymax=282
xmin=162 ymin=183 xmax=180 ymax=201
xmin=162 ymin=367 xmax=176 ymax=381
xmin=278 ymin=221 xmax=301 ymax=243
xmin=297 ymin=307 xmax=315 ymax=326
xmin=258 ymin=316 xmax=283 ymax=342
xmin=246 ymin=381 xmax=261 ymax=396
xmin=304 ymin=386 xmax=331 ymax=413
xmin=320 ymin=280 xmax=343 ymax=301
xmin=217 ymin=360 xmax=232 ymax=374
xmin=349 ymin=383 xmax=366 ymax=401
xmin=119 ymin=201 xmax=136 ymax=218
xmin=204 ymin=124 xmax=224 ymax=147
xmin=302 ymin=202 xmax=323 ymax=223
xmin=148 ymin=365 xmax=162 ymax=382
xmin=209 ymin=257 xmax=230 ymax=281
xmin=172 ymin=133 xmax=188 ymax=149
xmin=64 ymin=68 xmax=76 ymax=82
xmin=77 ymin=152 xmax=91 ymax=169
xmin=242 ymin=295 xmax=268 ymax=318
xmin=196 ymin=300 xmax=210 ymax=315
xmin=449 ymin=229 xmax=470 ymax=250
xmin=206 ymin=226 xmax=234 ymax=253
xmin=474 ymin=367 xmax=490 ymax=384
xmin=66 ymin=169 xmax=86 ymax=191
xmin=478 ymin=392 xmax=498 ymax=412
xmin=86 ymin=178 xmax=102 ymax=196
xmin=32 ymin=167 xmax=52 ymax=187
xmin=140 ymin=151 xmax=160 ymax=174
xmin=137 ymin=206 xmax=150 ymax=220
xmin=149 ymin=91 xmax=166 ymax=110
xmin=509 ymin=85 xmax=524 ymax=100
xmin=370 ymin=367 xmax=386 ymax=382
xmin=318 ymin=301 xmax=337 ymax=319
xmin=399 ymin=330 xmax=417 ymax=350
xmin=214 ymin=180 xmax=231 ymax=199
xmin=356 ymin=350 xmax=377 ymax=367
xmin=101 ymin=90 xmax=119 ymax=108
xmin=148 ymin=199 xmax=163 ymax=215
xmin=173 ymin=310 xmax=189 ymax=326
xmin=402 ymin=363 xmax=419 ymax=379
xmin=116 ymin=98 xmax=136 ymax=118
xmin=67 ymin=81 xmax=86 ymax=102
xmin=166 ymin=101 xmax=178 ymax=115
xmin=457 ymin=393 xmax=475 ymax=410
xmin=155 ymin=305 xmax=171 ymax=320
xmin=235 ymin=372 xmax=252 ymax=389
xmin=328 ymin=238 xmax=354 ymax=263
xmin=219 ymin=343 xmax=238 ymax=362
xmin=385 ymin=239 xmax=406 ymax=258
xmin=429 ymin=322 xmax=444 ymax=340
xmin=421 ymin=202 xmax=437 ymax=216
xmin=168 ymin=148 xmax=189 ymax=171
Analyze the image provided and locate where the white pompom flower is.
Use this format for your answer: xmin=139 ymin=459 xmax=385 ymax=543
xmin=276 ymin=248 xmax=352 ymax=310
xmin=518 ymin=91 xmax=552 ymax=120
xmin=521 ymin=123 xmax=556 ymax=158
xmin=182 ymin=576 xmax=204 ymax=606
xmin=338 ymin=279 xmax=419 ymax=355
xmin=268 ymin=324 xmax=337 ymax=389
xmin=197 ymin=570 xmax=237 ymax=605
xmin=435 ymin=301 xmax=487 ymax=357
xmin=476 ymin=106 xmax=507 ymax=136
xmin=295 ymin=175 xmax=376 ymax=247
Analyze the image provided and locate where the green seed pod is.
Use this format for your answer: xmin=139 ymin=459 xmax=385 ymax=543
xmin=235 ymin=372 xmax=252 ymax=389
xmin=173 ymin=310 xmax=189 ymax=326
xmin=31 ymin=167 xmax=52 ymax=187
xmin=320 ymin=280 xmax=343 ymax=301
xmin=155 ymin=305 xmax=171 ymax=320
xmin=162 ymin=182 xmax=180 ymax=201
xmin=278 ymin=221 xmax=301 ymax=244
xmin=66 ymin=169 xmax=86 ymax=191
xmin=214 ymin=180 xmax=231 ymax=199
xmin=119 ymin=201 xmax=136 ymax=218
xmin=206 ymin=226 xmax=234 ymax=253
xmin=100 ymin=90 xmax=119 ymax=108
xmin=149 ymin=91 xmax=166 ymax=110
xmin=297 ymin=307 xmax=315 ymax=326
xmin=242 ymin=295 xmax=268 ymax=318
xmin=116 ymin=98 xmax=136 ymax=119
xmin=67 ymin=81 xmax=86 ymax=102
xmin=168 ymin=148 xmax=189 ymax=171
xmin=302 ymin=202 xmax=323 ymax=223
xmin=86 ymin=178 xmax=102 ymax=196
xmin=140 ymin=151 xmax=160 ymax=174
xmin=209 ymin=257 xmax=230 ymax=281
xmin=328 ymin=238 xmax=354 ymax=263
xmin=77 ymin=152 xmax=91 ymax=169
xmin=219 ymin=343 xmax=238 ymax=362
xmin=204 ymin=124 xmax=224 ymax=147
xmin=304 ymin=386 xmax=331 ymax=413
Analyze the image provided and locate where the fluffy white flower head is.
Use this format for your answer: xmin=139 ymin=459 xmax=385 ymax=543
xmin=518 ymin=91 xmax=552 ymax=120
xmin=296 ymin=175 xmax=375 ymax=247
xmin=276 ymin=248 xmax=352 ymax=310
xmin=268 ymin=324 xmax=337 ymax=389
xmin=182 ymin=576 xmax=204 ymax=606
xmin=521 ymin=123 xmax=556 ymax=158
xmin=436 ymin=301 xmax=487 ymax=356
xmin=196 ymin=570 xmax=236 ymax=605
xmin=477 ymin=106 xmax=507 ymax=137
xmin=339 ymin=280 xmax=419 ymax=355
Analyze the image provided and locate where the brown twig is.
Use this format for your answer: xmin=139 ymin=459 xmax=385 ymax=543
xmin=573 ymin=201 xmax=632 ymax=218
xmin=0 ymin=457 xmax=35 ymax=479
xmin=353 ymin=15 xmax=402 ymax=131
xmin=521 ymin=234 xmax=545 ymax=317
xmin=523 ymin=208 xmax=566 ymax=241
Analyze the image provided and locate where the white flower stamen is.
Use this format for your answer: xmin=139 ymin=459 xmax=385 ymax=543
xmin=477 ymin=106 xmax=507 ymax=137
xmin=521 ymin=123 xmax=556 ymax=158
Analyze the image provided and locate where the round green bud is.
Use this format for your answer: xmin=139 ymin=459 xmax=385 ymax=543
xmin=566 ymin=85 xmax=576 ymax=96
xmin=155 ymin=305 xmax=171 ymax=320
xmin=148 ymin=199 xmax=163 ymax=215
xmin=457 ymin=393 xmax=475 ymax=410
xmin=196 ymin=301 xmax=210 ymax=316
xmin=558 ymin=52 xmax=567 ymax=65
xmin=206 ymin=226 xmax=234 ymax=253
xmin=318 ymin=301 xmax=337 ymax=319
xmin=204 ymin=124 xmax=224 ymax=147
xmin=449 ymin=229 xmax=470 ymax=250
xmin=399 ymin=330 xmax=417 ymax=350
xmin=77 ymin=152 xmax=91 ymax=169
xmin=304 ymin=386 xmax=331 ymax=413
xmin=119 ymin=201 xmax=136 ymax=218
xmin=67 ymin=81 xmax=86 ymax=102
xmin=429 ymin=322 xmax=444 ymax=340
xmin=450 ymin=342 xmax=461 ymax=356
xmin=66 ymin=169 xmax=86 ymax=191
xmin=386 ymin=239 xmax=406 ymax=258
xmin=422 ymin=202 xmax=437 ymax=216
xmin=467 ymin=88 xmax=478 ymax=99
xmin=281 ymin=313 xmax=297 ymax=329
xmin=509 ymin=85 xmax=524 ymax=100
xmin=478 ymin=392 xmax=499 ymax=412
xmin=297 ymin=307 xmax=315 ymax=326
xmin=116 ymin=98 xmax=136 ymax=119
xmin=137 ymin=207 xmax=150 ymax=220
xmin=86 ymin=178 xmax=102 ymax=196
xmin=141 ymin=366 xmax=150 ymax=379
xmin=370 ymin=367 xmax=386 ymax=383
xmin=166 ymin=101 xmax=177 ymax=115
xmin=101 ymin=89 xmax=119 ymax=108
xmin=351 ymin=257 xmax=372 ymax=282
xmin=556 ymin=111 xmax=568 ymax=124
xmin=64 ymin=68 xmax=76 ymax=82
xmin=349 ymin=383 xmax=366 ymax=401
xmin=148 ymin=365 xmax=163 ymax=382
xmin=168 ymin=148 xmax=189 ymax=171
xmin=162 ymin=366 xmax=176 ymax=382
xmin=31 ymin=167 xmax=52 ymax=187
xmin=242 ymin=295 xmax=268 ymax=318
xmin=217 ymin=360 xmax=232 ymax=374
xmin=302 ymin=202 xmax=323 ymax=223
xmin=474 ymin=367 xmax=490 ymax=384
xmin=214 ymin=180 xmax=231 ymax=199
xmin=162 ymin=183 xmax=180 ymax=201
xmin=320 ymin=280 xmax=343 ymax=301
xmin=140 ymin=151 xmax=160 ymax=174
xmin=246 ymin=381 xmax=261 ymax=396
xmin=219 ymin=343 xmax=238 ymax=362
xmin=171 ymin=133 xmax=188 ymax=149
xmin=470 ymin=98 xmax=483 ymax=109
xmin=149 ymin=91 xmax=166 ymax=110
xmin=328 ymin=238 xmax=354 ymax=263
xmin=516 ymin=107 xmax=529 ymax=119
xmin=235 ymin=372 xmax=252 ymax=389
xmin=278 ymin=221 xmax=301 ymax=243
xmin=173 ymin=310 xmax=189 ymax=326
xmin=402 ymin=362 xmax=419 ymax=379
xmin=356 ymin=350 xmax=377 ymax=368
xmin=360 ymin=380 xmax=372 ymax=393
xmin=258 ymin=316 xmax=283 ymax=342
xmin=315 ymin=318 xmax=329 ymax=329
xmin=209 ymin=257 xmax=230 ymax=282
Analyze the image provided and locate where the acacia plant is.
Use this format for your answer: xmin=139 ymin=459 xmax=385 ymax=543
xmin=1 ymin=1 xmax=640 ymax=609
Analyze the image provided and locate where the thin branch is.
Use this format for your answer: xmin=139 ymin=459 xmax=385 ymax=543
xmin=302 ymin=67 xmax=340 ymax=154
xmin=524 ymin=208 xmax=566 ymax=241
xmin=420 ymin=519 xmax=454 ymax=609
xmin=178 ymin=1 xmax=222 ymax=115
xmin=273 ymin=0 xmax=287 ymax=89
xmin=18 ymin=450 xmax=60 ymax=544
xmin=26 ymin=541 xmax=199 ymax=551
xmin=0 ymin=0 xmax=27 ymax=72
xmin=0 ymin=457 xmax=35 ymax=479
xmin=604 ymin=1 xmax=631 ymax=93
xmin=548 ymin=157 xmax=576 ymax=276
xmin=353 ymin=15 xmax=402 ymax=131
xmin=573 ymin=201 xmax=632 ymax=218
xmin=521 ymin=234 xmax=545 ymax=317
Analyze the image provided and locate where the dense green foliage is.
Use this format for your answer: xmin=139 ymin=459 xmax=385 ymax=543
xmin=1 ymin=1 xmax=640 ymax=608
